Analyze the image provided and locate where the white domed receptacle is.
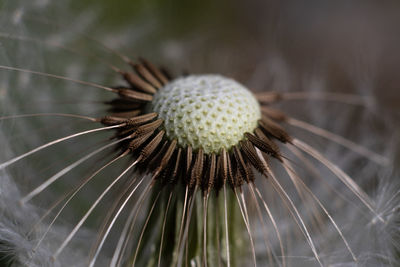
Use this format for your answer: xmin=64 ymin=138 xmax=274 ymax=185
xmin=151 ymin=75 xmax=261 ymax=154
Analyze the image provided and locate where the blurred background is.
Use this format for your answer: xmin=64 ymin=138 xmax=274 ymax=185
xmin=1 ymin=0 xmax=400 ymax=114
xmin=74 ymin=0 xmax=400 ymax=116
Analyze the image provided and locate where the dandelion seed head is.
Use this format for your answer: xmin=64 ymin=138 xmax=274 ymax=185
xmin=0 ymin=1 xmax=399 ymax=266
xmin=151 ymin=75 xmax=261 ymax=153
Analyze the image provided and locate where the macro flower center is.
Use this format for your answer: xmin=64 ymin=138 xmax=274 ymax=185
xmin=151 ymin=75 xmax=261 ymax=154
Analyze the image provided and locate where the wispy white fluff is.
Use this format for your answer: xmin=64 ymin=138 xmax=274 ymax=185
xmin=0 ymin=129 xmax=98 ymax=266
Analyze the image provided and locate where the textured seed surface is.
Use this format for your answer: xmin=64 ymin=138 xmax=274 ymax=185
xmin=151 ymin=75 xmax=261 ymax=153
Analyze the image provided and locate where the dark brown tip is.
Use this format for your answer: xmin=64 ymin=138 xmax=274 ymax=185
xmin=204 ymin=153 xmax=217 ymax=194
xmin=139 ymin=58 xmax=169 ymax=85
xmin=189 ymin=148 xmax=204 ymax=190
xmin=132 ymin=119 xmax=163 ymax=137
xmin=170 ymin=148 xmax=183 ymax=184
xmin=240 ymin=140 xmax=269 ymax=174
xmin=128 ymin=131 xmax=154 ymax=152
xmin=132 ymin=63 xmax=163 ymax=89
xmin=229 ymin=151 xmax=243 ymax=188
xmin=259 ymin=117 xmax=293 ymax=143
xmin=245 ymin=132 xmax=281 ymax=161
xmin=118 ymin=88 xmax=153 ymax=102
xmin=254 ymin=128 xmax=283 ymax=161
xmin=260 ymin=106 xmax=288 ymax=122
xmin=219 ymin=148 xmax=234 ymax=188
xmin=146 ymin=140 xmax=169 ymax=171
xmin=154 ymin=140 xmax=177 ymax=177
xmin=99 ymin=116 xmax=126 ymax=126
xmin=233 ymin=146 xmax=253 ymax=183
xmin=185 ymin=146 xmax=193 ymax=177
xmin=121 ymin=71 xmax=157 ymax=94
xmin=125 ymin=113 xmax=158 ymax=126
xmin=139 ymin=130 xmax=165 ymax=162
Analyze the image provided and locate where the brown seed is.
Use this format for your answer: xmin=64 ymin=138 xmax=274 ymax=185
xmin=100 ymin=116 xmax=126 ymax=126
xmin=204 ymin=154 xmax=217 ymax=194
xmin=139 ymin=130 xmax=165 ymax=162
xmin=253 ymin=129 xmax=282 ymax=161
xmin=246 ymin=132 xmax=278 ymax=159
xmin=125 ymin=113 xmax=158 ymax=127
xmin=259 ymin=117 xmax=292 ymax=143
xmin=189 ymin=148 xmax=204 ymax=190
xmin=100 ymin=113 xmax=157 ymax=128
xmin=228 ymin=151 xmax=242 ymax=188
xmin=219 ymin=148 xmax=234 ymax=188
xmin=260 ymin=106 xmax=287 ymax=122
xmin=139 ymin=57 xmax=169 ymax=85
xmin=133 ymin=119 xmax=163 ymax=137
xmin=185 ymin=146 xmax=193 ymax=179
xmin=146 ymin=140 xmax=169 ymax=172
xmin=233 ymin=146 xmax=252 ymax=183
xmin=233 ymin=161 xmax=245 ymax=187
xmin=170 ymin=148 xmax=183 ymax=184
xmin=118 ymin=88 xmax=153 ymax=102
xmin=121 ymin=71 xmax=157 ymax=94
xmin=115 ymin=127 xmax=137 ymax=139
xmin=214 ymin=154 xmax=223 ymax=192
xmin=128 ymin=131 xmax=154 ymax=152
xmin=132 ymin=63 xmax=163 ymax=89
xmin=226 ymin=152 xmax=235 ymax=188
xmin=240 ymin=140 xmax=269 ymax=175
xmin=154 ymin=140 xmax=177 ymax=177
xmin=245 ymin=161 xmax=255 ymax=182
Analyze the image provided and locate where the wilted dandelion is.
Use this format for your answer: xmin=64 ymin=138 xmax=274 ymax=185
xmin=0 ymin=1 xmax=399 ymax=267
